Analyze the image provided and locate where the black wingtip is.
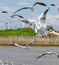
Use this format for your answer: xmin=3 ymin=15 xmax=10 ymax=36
xmin=2 ymin=11 xmax=8 ymax=13
xmin=51 ymin=4 xmax=56 ymax=6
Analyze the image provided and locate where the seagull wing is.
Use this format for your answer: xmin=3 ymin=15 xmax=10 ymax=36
xmin=14 ymin=7 xmax=33 ymax=13
xmin=26 ymin=39 xmax=34 ymax=46
xmin=51 ymin=4 xmax=56 ymax=6
xmin=33 ymin=2 xmax=47 ymax=7
xmin=10 ymin=14 xmax=24 ymax=18
xmin=44 ymin=7 xmax=50 ymax=15
xmin=14 ymin=43 xmax=26 ymax=48
xmin=36 ymin=53 xmax=47 ymax=59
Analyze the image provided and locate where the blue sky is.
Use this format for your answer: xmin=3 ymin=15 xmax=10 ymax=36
xmin=0 ymin=0 xmax=59 ymax=30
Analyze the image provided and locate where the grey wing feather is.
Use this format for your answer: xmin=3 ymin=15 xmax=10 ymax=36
xmin=14 ymin=7 xmax=31 ymax=13
xmin=44 ymin=7 xmax=50 ymax=15
xmin=26 ymin=39 xmax=34 ymax=46
xmin=33 ymin=2 xmax=47 ymax=7
xmin=36 ymin=53 xmax=47 ymax=59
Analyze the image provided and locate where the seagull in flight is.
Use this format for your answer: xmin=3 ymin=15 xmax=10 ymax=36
xmin=36 ymin=52 xmax=59 ymax=59
xmin=36 ymin=7 xmax=50 ymax=37
xmin=14 ymin=39 xmax=34 ymax=49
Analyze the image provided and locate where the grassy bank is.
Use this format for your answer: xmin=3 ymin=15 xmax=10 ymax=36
xmin=0 ymin=28 xmax=59 ymax=46
xmin=0 ymin=28 xmax=36 ymax=37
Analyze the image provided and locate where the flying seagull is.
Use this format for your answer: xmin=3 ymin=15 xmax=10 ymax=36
xmin=36 ymin=7 xmax=50 ymax=37
xmin=36 ymin=52 xmax=59 ymax=59
xmin=14 ymin=40 xmax=33 ymax=49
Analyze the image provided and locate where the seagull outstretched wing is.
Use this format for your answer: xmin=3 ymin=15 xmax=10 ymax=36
xmin=36 ymin=52 xmax=59 ymax=59
xmin=14 ymin=43 xmax=27 ymax=49
xmin=14 ymin=6 xmax=34 ymax=13
xmin=32 ymin=2 xmax=47 ymax=7
xmin=10 ymin=14 xmax=24 ymax=18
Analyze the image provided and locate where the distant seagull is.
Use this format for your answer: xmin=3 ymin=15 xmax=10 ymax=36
xmin=36 ymin=52 xmax=59 ymax=59
xmin=14 ymin=39 xmax=34 ymax=49
xmin=51 ymin=4 xmax=59 ymax=11
xmin=14 ymin=6 xmax=34 ymax=13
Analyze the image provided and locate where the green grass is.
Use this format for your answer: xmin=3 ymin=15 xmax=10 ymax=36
xmin=0 ymin=28 xmax=36 ymax=37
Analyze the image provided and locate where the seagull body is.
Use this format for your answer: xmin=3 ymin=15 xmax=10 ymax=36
xmin=36 ymin=52 xmax=59 ymax=59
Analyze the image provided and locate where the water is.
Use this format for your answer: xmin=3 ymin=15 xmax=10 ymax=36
xmin=0 ymin=46 xmax=59 ymax=65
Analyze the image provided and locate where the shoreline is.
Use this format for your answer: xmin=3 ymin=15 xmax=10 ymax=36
xmin=0 ymin=36 xmax=59 ymax=46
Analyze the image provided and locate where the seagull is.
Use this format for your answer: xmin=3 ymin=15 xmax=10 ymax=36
xmin=14 ymin=39 xmax=34 ymax=49
xmin=36 ymin=7 xmax=50 ymax=37
xmin=12 ymin=7 xmax=50 ymax=37
xmin=36 ymin=52 xmax=59 ymax=59
xmin=51 ymin=4 xmax=59 ymax=11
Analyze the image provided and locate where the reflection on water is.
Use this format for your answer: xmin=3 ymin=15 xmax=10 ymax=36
xmin=0 ymin=46 xmax=59 ymax=65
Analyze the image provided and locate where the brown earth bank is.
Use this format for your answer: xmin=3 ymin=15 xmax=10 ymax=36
xmin=0 ymin=36 xmax=59 ymax=46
